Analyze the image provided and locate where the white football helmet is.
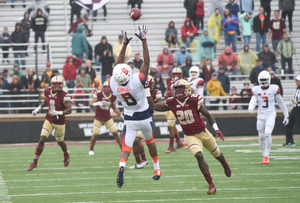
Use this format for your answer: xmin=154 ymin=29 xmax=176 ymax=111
xmin=258 ymin=71 xmax=271 ymax=88
xmin=112 ymin=64 xmax=133 ymax=85
xmin=189 ymin=66 xmax=200 ymax=79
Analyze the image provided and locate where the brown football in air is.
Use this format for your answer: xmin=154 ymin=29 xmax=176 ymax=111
xmin=129 ymin=8 xmax=141 ymax=21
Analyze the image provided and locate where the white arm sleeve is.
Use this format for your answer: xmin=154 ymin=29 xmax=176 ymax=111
xmin=275 ymin=94 xmax=289 ymax=117
xmin=248 ymin=95 xmax=257 ymax=111
xmin=197 ymin=88 xmax=204 ymax=97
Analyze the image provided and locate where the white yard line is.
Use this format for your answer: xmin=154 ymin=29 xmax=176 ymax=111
xmin=0 ymin=171 xmax=11 ymax=203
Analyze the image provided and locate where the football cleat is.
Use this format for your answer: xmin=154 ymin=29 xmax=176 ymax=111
xmin=175 ymin=140 xmax=185 ymax=150
xmin=117 ymin=166 xmax=125 ymax=188
xmin=165 ymin=146 xmax=175 ymax=153
xmin=283 ymin=142 xmax=296 ymax=146
xmin=129 ymin=162 xmax=144 ymax=169
xmin=152 ymin=169 xmax=162 ymax=180
xmin=222 ymin=162 xmax=231 ymax=177
xmin=27 ymin=163 xmax=37 ymax=171
xmin=260 ymin=156 xmax=269 ymax=164
xmin=141 ymin=160 xmax=148 ymax=167
xmin=89 ymin=150 xmax=95 ymax=155
xmin=64 ymin=151 xmax=70 ymax=167
xmin=207 ymin=184 xmax=217 ymax=195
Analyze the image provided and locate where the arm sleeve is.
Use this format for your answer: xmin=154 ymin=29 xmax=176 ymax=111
xmin=275 ymin=94 xmax=289 ymax=117
xmin=248 ymin=95 xmax=257 ymax=110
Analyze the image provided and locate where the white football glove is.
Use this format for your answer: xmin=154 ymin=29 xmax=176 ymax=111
xmin=93 ymin=101 xmax=104 ymax=107
xmin=120 ymin=113 xmax=124 ymax=120
xmin=32 ymin=106 xmax=42 ymax=116
xmin=248 ymin=109 xmax=254 ymax=114
xmin=50 ymin=110 xmax=62 ymax=117
xmin=283 ymin=116 xmax=289 ymax=126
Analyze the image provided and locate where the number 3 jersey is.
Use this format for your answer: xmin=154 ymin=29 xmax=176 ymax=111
xmin=44 ymin=88 xmax=70 ymax=124
xmin=164 ymin=94 xmax=206 ymax=135
xmin=93 ymin=91 xmax=117 ymax=122
xmin=110 ymin=73 xmax=150 ymax=117
xmin=250 ymin=85 xmax=280 ymax=115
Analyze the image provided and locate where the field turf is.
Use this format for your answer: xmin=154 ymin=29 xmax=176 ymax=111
xmin=0 ymin=138 xmax=299 ymax=203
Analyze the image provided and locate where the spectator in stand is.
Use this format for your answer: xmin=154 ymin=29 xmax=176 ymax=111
xmin=8 ymin=75 xmax=23 ymax=114
xmin=0 ymin=27 xmax=11 ymax=64
xmin=70 ymin=0 xmax=82 ymax=25
xmin=269 ymin=70 xmax=283 ymax=96
xmin=11 ymin=23 xmax=29 ymax=69
xmin=202 ymin=57 xmax=215 ymax=83
xmin=113 ymin=34 xmax=131 ymax=63
xmin=63 ymin=55 xmax=82 ymax=94
xmin=133 ymin=53 xmax=143 ymax=70
xmin=238 ymin=12 xmax=254 ymax=45
xmin=28 ymin=0 xmax=50 ymax=20
xmin=86 ymin=4 xmax=107 ymax=22
xmin=94 ymin=36 xmax=111 ymax=67
xmin=182 ymin=57 xmax=193 ymax=78
xmin=253 ymin=7 xmax=269 ymax=53
xmin=73 ymin=83 xmax=86 ymax=113
xmin=154 ymin=74 xmax=166 ymax=96
xmin=195 ymin=28 xmax=215 ymax=66
xmin=218 ymin=46 xmax=238 ymax=75
xmin=240 ymin=82 xmax=251 ymax=109
xmin=128 ymin=0 xmax=142 ymax=10
xmin=68 ymin=14 xmax=88 ymax=34
xmin=10 ymin=0 xmax=26 ymax=8
xmin=184 ymin=0 xmax=197 ymax=28
xmin=217 ymin=66 xmax=230 ymax=110
xmin=206 ymin=72 xmax=227 ymax=110
xmin=149 ymin=65 xmax=162 ymax=78
xmin=20 ymin=12 xmax=31 ymax=56
xmin=240 ymin=0 xmax=254 ymax=14
xmin=195 ymin=0 xmax=204 ymax=32
xmin=91 ymin=77 xmax=102 ymax=94
xmin=9 ymin=64 xmax=23 ymax=83
xmin=168 ymin=60 xmax=180 ymax=77
xmin=250 ymin=58 xmax=265 ymax=85
xmin=42 ymin=61 xmax=54 ymax=81
xmin=156 ymin=47 xmax=174 ymax=74
xmin=174 ymin=44 xmax=193 ymax=67
xmin=76 ymin=67 xmax=92 ymax=110
xmin=72 ymin=26 xmax=89 ymax=61
xmin=260 ymin=0 xmax=272 ymax=22
xmin=277 ymin=32 xmax=295 ymax=79
xmin=268 ymin=10 xmax=286 ymax=57
xmin=238 ymin=44 xmax=258 ymax=75
xmin=79 ymin=17 xmax=93 ymax=60
xmin=208 ymin=8 xmax=222 ymax=52
xmin=100 ymin=42 xmax=114 ymax=84
xmin=165 ymin=21 xmax=178 ymax=48
xmin=208 ymin=0 xmax=223 ymax=17
xmin=52 ymin=69 xmax=60 ymax=76
xmin=31 ymin=9 xmax=48 ymax=55
xmin=0 ymin=72 xmax=9 ymax=114
xmin=85 ymin=59 xmax=96 ymax=83
xmin=222 ymin=9 xmax=238 ymax=53
xmin=258 ymin=43 xmax=277 ymax=72
xmin=229 ymin=86 xmax=241 ymax=110
xmin=279 ymin=0 xmax=295 ymax=35
xmin=181 ymin=18 xmax=198 ymax=49
xmin=127 ymin=60 xmax=139 ymax=74
xmin=22 ymin=68 xmax=40 ymax=92
xmin=226 ymin=0 xmax=240 ymax=40
xmin=3 ymin=69 xmax=12 ymax=83
xmin=40 ymin=75 xmax=49 ymax=100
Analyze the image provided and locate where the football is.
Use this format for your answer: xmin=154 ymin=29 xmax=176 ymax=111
xmin=129 ymin=8 xmax=141 ymax=21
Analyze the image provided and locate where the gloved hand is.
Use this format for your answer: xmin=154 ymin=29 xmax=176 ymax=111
xmin=50 ymin=110 xmax=60 ymax=117
xmin=93 ymin=101 xmax=104 ymax=107
xmin=135 ymin=24 xmax=148 ymax=41
xmin=248 ymin=109 xmax=254 ymax=114
xmin=121 ymin=30 xmax=132 ymax=45
xmin=32 ymin=108 xmax=40 ymax=116
xmin=215 ymin=130 xmax=225 ymax=141
xmin=283 ymin=116 xmax=289 ymax=126
xmin=120 ymin=113 xmax=124 ymax=120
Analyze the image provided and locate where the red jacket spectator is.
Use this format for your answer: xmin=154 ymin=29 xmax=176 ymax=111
xmin=218 ymin=46 xmax=238 ymax=70
xmin=181 ymin=18 xmax=198 ymax=37
xmin=63 ymin=55 xmax=82 ymax=81
xmin=196 ymin=1 xmax=204 ymax=17
xmin=68 ymin=14 xmax=88 ymax=34
xmin=73 ymin=83 xmax=86 ymax=106
xmin=156 ymin=47 xmax=174 ymax=73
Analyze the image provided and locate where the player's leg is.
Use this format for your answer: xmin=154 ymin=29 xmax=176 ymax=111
xmin=89 ymin=119 xmax=102 ymax=155
xmin=165 ymin=111 xmax=176 ymax=153
xmin=27 ymin=120 xmax=52 ymax=171
xmin=141 ymin=119 xmax=161 ymax=180
xmin=264 ymin=113 xmax=276 ymax=163
xmin=201 ymin=129 xmax=231 ymax=178
xmin=185 ymin=134 xmax=216 ymax=194
xmin=257 ymin=118 xmax=268 ymax=164
xmin=54 ymin=123 xmax=69 ymax=167
xmin=130 ymin=131 xmax=148 ymax=169
xmin=173 ymin=126 xmax=185 ymax=150
xmin=105 ymin=119 xmax=122 ymax=149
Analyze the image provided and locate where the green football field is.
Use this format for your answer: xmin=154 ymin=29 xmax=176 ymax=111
xmin=0 ymin=138 xmax=299 ymax=203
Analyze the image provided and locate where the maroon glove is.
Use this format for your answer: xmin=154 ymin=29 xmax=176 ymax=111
xmin=215 ymin=130 xmax=224 ymax=141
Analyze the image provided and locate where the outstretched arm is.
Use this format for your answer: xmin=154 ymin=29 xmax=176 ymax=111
xmin=116 ymin=30 xmax=132 ymax=65
xmin=135 ymin=25 xmax=149 ymax=79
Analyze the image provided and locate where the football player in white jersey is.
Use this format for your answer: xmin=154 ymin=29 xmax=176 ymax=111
xmin=188 ymin=66 xmax=204 ymax=97
xmin=109 ymin=25 xmax=161 ymax=188
xmin=248 ymin=71 xmax=289 ymax=164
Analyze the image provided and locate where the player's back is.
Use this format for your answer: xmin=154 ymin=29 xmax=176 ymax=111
xmin=110 ymin=73 xmax=149 ymax=116
xmin=251 ymin=84 xmax=280 ymax=113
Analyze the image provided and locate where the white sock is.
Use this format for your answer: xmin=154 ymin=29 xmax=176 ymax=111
xmin=265 ymin=134 xmax=272 ymax=158
xmin=259 ymin=133 xmax=266 ymax=157
xmin=152 ymin=159 xmax=160 ymax=170
xmin=119 ymin=161 xmax=126 ymax=168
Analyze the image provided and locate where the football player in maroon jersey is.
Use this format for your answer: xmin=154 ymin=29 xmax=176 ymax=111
xmin=89 ymin=81 xmax=123 ymax=155
xmin=27 ymin=76 xmax=72 ymax=171
xmin=149 ymin=79 xmax=231 ymax=195
xmin=164 ymin=68 xmax=185 ymax=153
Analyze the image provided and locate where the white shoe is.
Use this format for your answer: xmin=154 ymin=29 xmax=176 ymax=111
xmin=89 ymin=150 xmax=94 ymax=155
xmin=140 ymin=160 xmax=148 ymax=167
xmin=129 ymin=162 xmax=144 ymax=169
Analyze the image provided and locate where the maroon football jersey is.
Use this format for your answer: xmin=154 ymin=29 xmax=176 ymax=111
xmin=44 ymin=88 xmax=70 ymax=124
xmin=94 ymin=91 xmax=117 ymax=122
xmin=165 ymin=94 xmax=206 ymax=135
xmin=150 ymin=89 xmax=162 ymax=102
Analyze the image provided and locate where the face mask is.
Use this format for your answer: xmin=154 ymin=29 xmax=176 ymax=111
xmin=174 ymin=76 xmax=179 ymax=81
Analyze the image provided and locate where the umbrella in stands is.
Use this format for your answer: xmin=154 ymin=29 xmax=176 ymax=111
xmin=75 ymin=0 xmax=110 ymax=11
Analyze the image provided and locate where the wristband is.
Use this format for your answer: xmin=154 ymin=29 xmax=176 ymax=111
xmin=58 ymin=111 xmax=63 ymax=115
xmin=145 ymin=88 xmax=151 ymax=97
xmin=212 ymin=123 xmax=219 ymax=131
xmin=37 ymin=106 xmax=42 ymax=111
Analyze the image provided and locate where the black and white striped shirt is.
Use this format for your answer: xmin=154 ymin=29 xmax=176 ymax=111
xmin=293 ymin=88 xmax=300 ymax=108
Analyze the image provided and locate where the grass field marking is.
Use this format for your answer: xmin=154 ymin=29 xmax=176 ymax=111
xmin=0 ymin=170 xmax=11 ymax=203
xmin=234 ymin=148 xmax=300 ymax=153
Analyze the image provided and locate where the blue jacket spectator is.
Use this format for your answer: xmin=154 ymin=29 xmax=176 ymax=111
xmin=174 ymin=44 xmax=193 ymax=67
xmin=240 ymin=0 xmax=254 ymax=14
xmin=225 ymin=0 xmax=239 ymax=16
xmin=72 ymin=26 xmax=89 ymax=61
xmin=222 ymin=9 xmax=238 ymax=52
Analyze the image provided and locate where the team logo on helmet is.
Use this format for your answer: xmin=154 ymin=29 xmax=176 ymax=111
xmin=113 ymin=64 xmax=133 ymax=85
xmin=146 ymin=75 xmax=154 ymax=90
xmin=172 ymin=79 xmax=192 ymax=99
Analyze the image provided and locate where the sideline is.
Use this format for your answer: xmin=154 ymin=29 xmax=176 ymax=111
xmin=0 ymin=171 xmax=11 ymax=203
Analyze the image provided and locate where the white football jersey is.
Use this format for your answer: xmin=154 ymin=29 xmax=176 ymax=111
xmin=110 ymin=73 xmax=149 ymax=116
xmin=251 ymin=84 xmax=280 ymax=114
xmin=188 ymin=77 xmax=204 ymax=96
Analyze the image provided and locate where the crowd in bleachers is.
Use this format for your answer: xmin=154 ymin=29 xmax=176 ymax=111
xmin=0 ymin=0 xmax=297 ymax=113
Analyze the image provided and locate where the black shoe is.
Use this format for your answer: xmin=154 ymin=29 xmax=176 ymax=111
xmin=23 ymin=5 xmax=26 ymax=8
xmin=116 ymin=166 xmax=125 ymax=188
xmin=283 ymin=142 xmax=296 ymax=146
xmin=11 ymin=5 xmax=14 ymax=8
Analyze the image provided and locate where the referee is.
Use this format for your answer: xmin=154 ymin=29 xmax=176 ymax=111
xmin=284 ymin=75 xmax=300 ymax=146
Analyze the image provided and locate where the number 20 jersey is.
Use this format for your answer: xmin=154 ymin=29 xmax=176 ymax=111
xmin=110 ymin=73 xmax=149 ymax=117
xmin=251 ymin=84 xmax=280 ymax=114
xmin=164 ymin=94 xmax=206 ymax=135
